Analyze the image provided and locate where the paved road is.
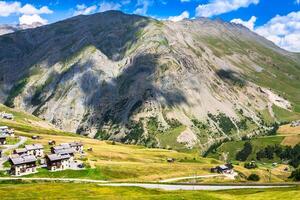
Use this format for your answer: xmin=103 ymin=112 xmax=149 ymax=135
xmin=160 ymin=175 xmax=222 ymax=183
xmin=0 ymin=136 xmax=27 ymax=169
xmin=98 ymin=183 xmax=292 ymax=191
xmin=0 ymin=177 xmax=295 ymax=191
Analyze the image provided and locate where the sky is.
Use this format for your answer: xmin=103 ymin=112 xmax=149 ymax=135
xmin=0 ymin=0 xmax=300 ymax=52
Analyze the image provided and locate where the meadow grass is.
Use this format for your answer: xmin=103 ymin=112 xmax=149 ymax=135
xmin=0 ymin=182 xmax=299 ymax=200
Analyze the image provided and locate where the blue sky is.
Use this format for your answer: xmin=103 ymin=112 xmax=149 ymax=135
xmin=0 ymin=0 xmax=300 ymax=51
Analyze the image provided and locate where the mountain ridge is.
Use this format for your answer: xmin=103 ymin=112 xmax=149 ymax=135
xmin=0 ymin=11 xmax=299 ymax=152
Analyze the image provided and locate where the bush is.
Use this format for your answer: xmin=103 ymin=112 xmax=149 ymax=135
xmin=247 ymin=174 xmax=260 ymax=181
xmin=236 ymin=142 xmax=252 ymax=161
xmin=244 ymin=162 xmax=257 ymax=169
xmin=290 ymin=168 xmax=300 ymax=181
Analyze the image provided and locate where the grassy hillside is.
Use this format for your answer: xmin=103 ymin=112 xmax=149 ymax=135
xmin=0 ymin=182 xmax=299 ymax=200
xmin=208 ymin=136 xmax=284 ymax=162
xmin=0 ymin=104 xmax=77 ymax=137
xmin=17 ymin=131 xmax=219 ymax=182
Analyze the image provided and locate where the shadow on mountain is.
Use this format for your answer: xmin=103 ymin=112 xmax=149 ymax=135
xmin=73 ymin=53 xmax=187 ymax=132
xmin=0 ymin=11 xmax=151 ymax=86
xmin=216 ymin=69 xmax=246 ymax=87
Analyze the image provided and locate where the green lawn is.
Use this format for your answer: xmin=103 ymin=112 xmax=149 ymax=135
xmin=5 ymin=137 xmax=19 ymax=145
xmin=24 ymin=168 xmax=107 ymax=180
xmin=0 ymin=182 xmax=299 ymax=200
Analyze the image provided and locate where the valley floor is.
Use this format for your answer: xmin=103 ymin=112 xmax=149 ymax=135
xmin=0 ymin=182 xmax=299 ymax=200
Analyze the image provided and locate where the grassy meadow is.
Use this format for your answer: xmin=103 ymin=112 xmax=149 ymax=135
xmin=0 ymin=182 xmax=299 ymax=200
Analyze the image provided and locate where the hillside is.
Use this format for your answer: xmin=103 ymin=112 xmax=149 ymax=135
xmin=0 ymin=11 xmax=299 ymax=152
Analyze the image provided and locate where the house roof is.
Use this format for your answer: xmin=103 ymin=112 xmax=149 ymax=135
xmin=54 ymin=148 xmax=75 ymax=155
xmin=219 ymin=165 xmax=229 ymax=170
xmin=69 ymin=142 xmax=83 ymax=147
xmin=52 ymin=143 xmax=71 ymax=151
xmin=25 ymin=144 xmax=43 ymax=150
xmin=0 ymin=135 xmax=7 ymax=139
xmin=14 ymin=148 xmax=27 ymax=154
xmin=10 ymin=155 xmax=37 ymax=165
xmin=47 ymin=154 xmax=70 ymax=162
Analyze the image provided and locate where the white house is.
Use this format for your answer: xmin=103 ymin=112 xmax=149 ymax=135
xmin=0 ymin=112 xmax=14 ymax=120
xmin=69 ymin=142 xmax=84 ymax=153
xmin=46 ymin=154 xmax=71 ymax=171
xmin=25 ymin=144 xmax=44 ymax=157
xmin=0 ymin=126 xmax=14 ymax=136
xmin=9 ymin=155 xmax=37 ymax=176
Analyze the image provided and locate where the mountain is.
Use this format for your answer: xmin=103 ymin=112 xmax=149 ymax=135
xmin=0 ymin=11 xmax=299 ymax=152
xmin=0 ymin=23 xmax=44 ymax=36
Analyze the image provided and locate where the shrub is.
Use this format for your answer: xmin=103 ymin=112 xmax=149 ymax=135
xmin=290 ymin=168 xmax=300 ymax=181
xmin=244 ymin=162 xmax=258 ymax=169
xmin=247 ymin=174 xmax=260 ymax=181
xmin=236 ymin=142 xmax=252 ymax=161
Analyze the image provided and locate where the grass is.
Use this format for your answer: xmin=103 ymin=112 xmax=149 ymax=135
xmin=18 ymin=131 xmax=220 ymax=182
xmin=0 ymin=182 xmax=299 ymax=200
xmin=272 ymin=105 xmax=300 ymax=122
xmin=0 ymin=104 xmax=77 ymax=137
xmin=156 ymin=126 xmax=187 ymax=150
xmin=5 ymin=137 xmax=19 ymax=145
xmin=25 ymin=168 xmax=107 ymax=180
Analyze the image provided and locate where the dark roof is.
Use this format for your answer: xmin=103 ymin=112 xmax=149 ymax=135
xmin=47 ymin=154 xmax=70 ymax=162
xmin=14 ymin=148 xmax=27 ymax=154
xmin=52 ymin=143 xmax=70 ymax=151
xmin=10 ymin=155 xmax=37 ymax=165
xmin=25 ymin=144 xmax=43 ymax=150
xmin=54 ymin=148 xmax=75 ymax=155
xmin=69 ymin=142 xmax=83 ymax=147
xmin=0 ymin=135 xmax=7 ymax=139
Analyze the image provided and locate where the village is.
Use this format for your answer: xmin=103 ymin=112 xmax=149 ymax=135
xmin=0 ymin=112 xmax=85 ymax=176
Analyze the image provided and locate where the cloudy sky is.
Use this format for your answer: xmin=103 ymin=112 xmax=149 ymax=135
xmin=0 ymin=0 xmax=300 ymax=52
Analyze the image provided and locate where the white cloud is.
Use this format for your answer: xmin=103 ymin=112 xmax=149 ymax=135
xmin=19 ymin=4 xmax=53 ymax=15
xmin=0 ymin=1 xmax=21 ymax=17
xmin=134 ymin=0 xmax=153 ymax=15
xmin=0 ymin=1 xmax=53 ymax=16
xmin=19 ymin=14 xmax=48 ymax=25
xmin=74 ymin=4 xmax=97 ymax=15
xmin=168 ymin=11 xmax=190 ymax=22
xmin=99 ymin=2 xmax=122 ymax=12
xmin=255 ymin=11 xmax=300 ymax=52
xmin=196 ymin=0 xmax=259 ymax=17
xmin=231 ymin=16 xmax=257 ymax=30
xmin=295 ymin=0 xmax=300 ymax=5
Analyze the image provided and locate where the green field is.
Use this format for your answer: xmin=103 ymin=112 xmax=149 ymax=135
xmin=0 ymin=182 xmax=299 ymax=200
xmin=208 ymin=136 xmax=284 ymax=162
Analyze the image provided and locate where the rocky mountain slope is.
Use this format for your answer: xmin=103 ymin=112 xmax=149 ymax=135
xmin=0 ymin=11 xmax=299 ymax=152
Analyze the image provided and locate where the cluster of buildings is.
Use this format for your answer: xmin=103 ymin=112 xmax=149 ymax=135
xmin=291 ymin=120 xmax=300 ymax=127
xmin=0 ymin=113 xmax=15 ymax=145
xmin=0 ymin=112 xmax=14 ymax=120
xmin=0 ymin=126 xmax=15 ymax=144
xmin=8 ymin=142 xmax=84 ymax=176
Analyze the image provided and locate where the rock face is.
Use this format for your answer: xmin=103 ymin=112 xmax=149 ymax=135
xmin=0 ymin=11 xmax=299 ymax=151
